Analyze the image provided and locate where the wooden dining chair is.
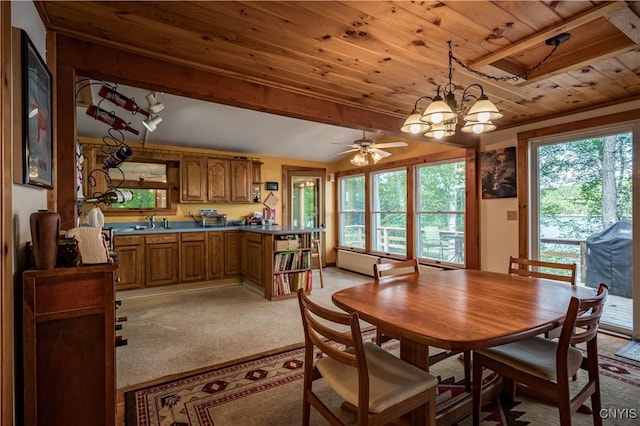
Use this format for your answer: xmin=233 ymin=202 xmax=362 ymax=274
xmin=372 ymin=259 xmax=420 ymax=346
xmin=509 ymin=256 xmax=577 ymax=340
xmin=373 ymin=259 xmax=471 ymax=391
xmin=297 ymin=289 xmax=437 ymax=426
xmin=472 ymin=283 xmax=608 ymax=426
xmin=508 ymin=256 xmax=577 ymax=284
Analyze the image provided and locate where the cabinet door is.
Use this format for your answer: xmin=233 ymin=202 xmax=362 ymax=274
xmin=22 ymin=266 xmax=116 ymax=426
xmin=230 ymin=160 xmax=252 ymax=203
xmin=207 ymin=232 xmax=223 ymax=279
xmin=146 ymin=243 xmax=179 ymax=286
xmin=114 ymin=235 xmax=145 ymax=290
xmin=114 ymin=244 xmax=144 ymax=289
xmin=180 ymin=240 xmax=207 ymax=282
xmin=252 ymin=161 xmax=262 ymax=184
xmin=207 ymin=158 xmax=230 ymax=202
xmin=181 ymin=156 xmax=206 ymax=202
xmin=224 ymin=231 xmax=241 ymax=277
xmin=246 ymin=241 xmax=263 ymax=284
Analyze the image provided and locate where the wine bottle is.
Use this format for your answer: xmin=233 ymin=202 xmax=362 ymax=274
xmin=83 ymin=189 xmax=134 ymax=206
xmin=102 ymin=145 xmax=134 ymax=170
xmin=98 ymin=85 xmax=150 ymax=117
xmin=86 ymin=104 xmax=140 ymax=135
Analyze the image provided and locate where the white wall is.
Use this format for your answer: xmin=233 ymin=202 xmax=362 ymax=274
xmin=11 ymin=1 xmax=47 ymax=269
xmin=479 ymin=99 xmax=639 ymax=273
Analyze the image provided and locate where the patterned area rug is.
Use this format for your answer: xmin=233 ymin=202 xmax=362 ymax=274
xmin=616 ymin=340 xmax=640 ymax=362
xmin=125 ymin=339 xmax=640 ymax=426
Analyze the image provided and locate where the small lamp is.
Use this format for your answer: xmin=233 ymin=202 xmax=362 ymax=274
xmin=142 ymin=115 xmax=163 ymax=132
xmin=145 ymin=92 xmax=165 ymax=114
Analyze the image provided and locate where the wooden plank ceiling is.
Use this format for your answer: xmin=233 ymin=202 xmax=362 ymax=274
xmin=36 ymin=1 xmax=640 ymax=144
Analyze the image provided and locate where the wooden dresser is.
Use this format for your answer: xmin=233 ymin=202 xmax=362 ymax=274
xmin=22 ymin=264 xmax=117 ymax=426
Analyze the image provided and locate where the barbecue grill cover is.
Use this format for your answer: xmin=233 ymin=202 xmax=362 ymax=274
xmin=586 ymin=220 xmax=632 ymax=297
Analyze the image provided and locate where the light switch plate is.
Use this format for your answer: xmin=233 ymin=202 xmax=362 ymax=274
xmin=507 ymin=210 xmax=518 ymax=220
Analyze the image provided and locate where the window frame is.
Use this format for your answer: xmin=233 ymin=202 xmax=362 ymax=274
xmin=334 ymin=147 xmax=476 ymax=268
xmin=370 ymin=167 xmax=408 ymax=257
xmin=414 ymin=159 xmax=466 ymax=266
xmin=337 ymin=173 xmax=366 ymax=250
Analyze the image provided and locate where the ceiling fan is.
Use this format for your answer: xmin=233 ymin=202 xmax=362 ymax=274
xmin=335 ymin=132 xmax=408 ymax=166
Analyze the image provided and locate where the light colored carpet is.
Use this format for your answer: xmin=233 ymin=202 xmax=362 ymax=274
xmin=116 ymin=267 xmax=371 ymax=388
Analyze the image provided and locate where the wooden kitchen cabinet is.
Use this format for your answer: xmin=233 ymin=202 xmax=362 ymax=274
xmin=230 ymin=160 xmax=252 ymax=203
xmin=22 ymin=264 xmax=117 ymax=426
xmin=223 ymin=231 xmax=241 ymax=276
xmin=245 ymin=232 xmax=263 ymax=285
xmin=113 ymin=235 xmax=144 ymax=290
xmin=145 ymin=234 xmax=179 ymax=287
xmin=181 ymin=156 xmax=207 ymax=202
xmin=207 ymin=232 xmax=223 ymax=279
xmin=207 ymin=158 xmax=231 ymax=202
xmin=180 ymin=232 xmax=207 ymax=282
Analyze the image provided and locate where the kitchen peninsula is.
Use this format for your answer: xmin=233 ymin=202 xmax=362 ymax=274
xmin=111 ymin=224 xmax=325 ymax=301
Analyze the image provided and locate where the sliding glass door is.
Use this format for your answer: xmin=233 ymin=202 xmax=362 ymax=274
xmin=530 ymin=126 xmax=634 ymax=334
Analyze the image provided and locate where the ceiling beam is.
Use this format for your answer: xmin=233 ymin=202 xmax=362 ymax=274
xmin=468 ymin=1 xmax=628 ymax=69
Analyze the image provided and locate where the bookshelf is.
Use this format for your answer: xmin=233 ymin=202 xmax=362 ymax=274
xmin=263 ymin=231 xmax=314 ymax=300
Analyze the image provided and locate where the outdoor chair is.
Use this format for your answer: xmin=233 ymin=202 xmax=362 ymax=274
xmin=297 ymin=288 xmax=437 ymax=426
xmin=472 ymin=283 xmax=608 ymax=426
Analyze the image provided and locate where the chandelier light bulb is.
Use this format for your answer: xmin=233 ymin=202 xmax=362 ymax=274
xmin=434 ymin=130 xmax=445 ymax=139
xmin=477 ymin=111 xmax=491 ymax=123
xmin=401 ymin=110 xmax=430 ymax=134
xmin=431 ymin=112 xmax=444 ymax=124
xmin=472 ymin=123 xmax=484 ymax=134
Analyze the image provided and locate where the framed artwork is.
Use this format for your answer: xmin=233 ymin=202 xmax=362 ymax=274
xmin=20 ymin=29 xmax=53 ymax=189
xmin=481 ymin=147 xmax=517 ymax=199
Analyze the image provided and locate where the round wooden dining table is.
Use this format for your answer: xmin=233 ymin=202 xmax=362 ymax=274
xmin=331 ymin=269 xmax=597 ymax=425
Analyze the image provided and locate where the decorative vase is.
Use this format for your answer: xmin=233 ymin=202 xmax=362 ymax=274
xmin=30 ymin=210 xmax=60 ymax=270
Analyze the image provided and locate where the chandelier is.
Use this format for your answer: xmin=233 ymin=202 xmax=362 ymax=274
xmin=401 ymin=35 xmax=570 ymax=139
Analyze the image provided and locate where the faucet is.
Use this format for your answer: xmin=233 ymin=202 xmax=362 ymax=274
xmin=145 ymin=214 xmax=156 ymax=228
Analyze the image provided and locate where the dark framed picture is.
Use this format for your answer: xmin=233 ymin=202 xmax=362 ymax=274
xmin=265 ymin=181 xmax=278 ymax=191
xmin=481 ymin=147 xmax=517 ymax=199
xmin=20 ymin=29 xmax=53 ymax=189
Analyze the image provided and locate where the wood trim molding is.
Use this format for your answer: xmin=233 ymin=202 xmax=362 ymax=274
xmin=1 ymin=3 xmax=13 ymax=425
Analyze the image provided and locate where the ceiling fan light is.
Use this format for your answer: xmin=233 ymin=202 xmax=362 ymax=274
xmin=370 ymin=151 xmax=382 ymax=164
xmin=421 ymin=97 xmax=455 ymax=124
xmin=401 ymin=110 xmax=431 ymax=134
xmin=464 ymin=95 xmax=502 ymax=123
xmin=350 ymin=152 xmax=369 ymax=167
xmin=461 ymin=120 xmax=496 ymax=134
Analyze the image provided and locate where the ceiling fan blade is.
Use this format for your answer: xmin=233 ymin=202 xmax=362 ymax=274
xmin=334 ymin=148 xmax=359 ymax=155
xmin=374 ymin=142 xmax=408 ymax=148
xmin=371 ymin=148 xmax=392 ymax=157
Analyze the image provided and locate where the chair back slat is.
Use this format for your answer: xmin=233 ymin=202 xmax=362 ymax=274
xmin=374 ymin=258 xmax=420 ymax=282
xmin=558 ymin=283 xmax=608 ymax=350
xmin=298 ymin=289 xmax=365 ymax=370
xmin=508 ymin=256 xmax=576 ymax=285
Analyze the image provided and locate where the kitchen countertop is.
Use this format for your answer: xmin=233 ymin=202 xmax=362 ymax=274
xmin=107 ymin=223 xmax=325 ymax=236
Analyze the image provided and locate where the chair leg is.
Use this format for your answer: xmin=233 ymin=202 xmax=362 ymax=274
xmin=317 ymin=260 xmax=324 ymax=288
xmin=463 ymin=350 xmax=472 ymax=392
xmin=472 ymin=359 xmax=483 ymax=426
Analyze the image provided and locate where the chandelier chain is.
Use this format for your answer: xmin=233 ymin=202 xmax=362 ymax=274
xmin=449 ymin=42 xmax=561 ymax=82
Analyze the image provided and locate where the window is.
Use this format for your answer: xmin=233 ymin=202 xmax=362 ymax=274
xmin=338 ymin=175 xmax=365 ymax=249
xmin=415 ymin=160 xmax=465 ymax=265
xmin=98 ymin=158 xmax=179 ymax=214
xmin=371 ymin=169 xmax=407 ymax=255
